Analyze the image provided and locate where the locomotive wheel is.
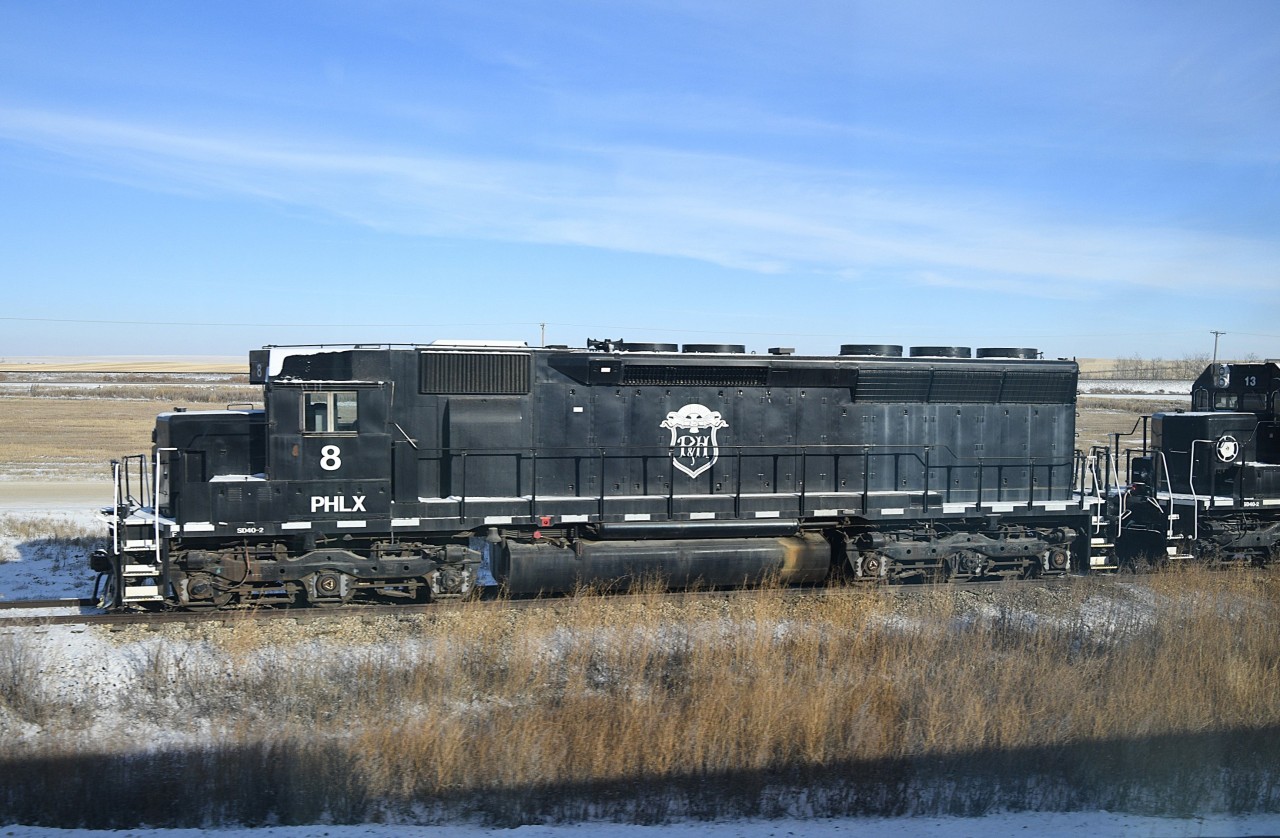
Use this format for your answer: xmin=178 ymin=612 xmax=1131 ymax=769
xmin=846 ymin=552 xmax=885 ymax=581
xmin=315 ymin=572 xmax=342 ymax=597
xmin=186 ymin=574 xmax=236 ymax=609
xmin=304 ymin=571 xmax=352 ymax=607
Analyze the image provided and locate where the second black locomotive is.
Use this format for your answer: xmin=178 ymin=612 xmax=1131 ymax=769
xmin=1109 ymin=361 xmax=1280 ymax=566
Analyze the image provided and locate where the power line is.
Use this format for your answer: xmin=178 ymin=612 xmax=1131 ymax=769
xmin=0 ymin=316 xmax=524 ymax=329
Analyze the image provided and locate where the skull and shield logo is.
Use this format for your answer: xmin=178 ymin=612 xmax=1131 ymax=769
xmin=661 ymin=403 xmax=728 ymax=479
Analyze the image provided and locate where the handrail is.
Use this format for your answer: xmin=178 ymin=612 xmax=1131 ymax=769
xmin=154 ymin=448 xmax=177 ymax=568
xmin=1187 ymin=439 xmax=1217 ymax=541
xmin=439 ymin=441 xmax=1077 ymax=518
xmin=111 ymin=460 xmax=121 ymax=556
xmin=1155 ymin=450 xmax=1174 ymax=538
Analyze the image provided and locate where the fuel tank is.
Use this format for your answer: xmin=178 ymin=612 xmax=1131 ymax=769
xmin=500 ymin=533 xmax=831 ymax=595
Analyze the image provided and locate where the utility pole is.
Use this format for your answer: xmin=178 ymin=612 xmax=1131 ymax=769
xmin=540 ymin=322 xmax=546 ymax=347
xmin=1211 ymin=330 xmax=1226 ymax=365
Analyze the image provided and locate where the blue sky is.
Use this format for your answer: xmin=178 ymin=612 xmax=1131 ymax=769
xmin=1 ymin=1 xmax=1277 ymax=361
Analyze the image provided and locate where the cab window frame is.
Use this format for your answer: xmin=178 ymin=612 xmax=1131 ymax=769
xmin=1242 ymin=392 xmax=1267 ymax=413
xmin=303 ymin=390 xmax=359 ymax=435
xmin=1213 ymin=392 xmax=1239 ymax=411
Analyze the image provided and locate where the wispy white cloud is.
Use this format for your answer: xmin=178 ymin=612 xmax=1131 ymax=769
xmin=2 ymin=106 xmax=1277 ymax=297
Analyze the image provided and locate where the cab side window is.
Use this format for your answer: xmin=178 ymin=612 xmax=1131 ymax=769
xmin=304 ymin=392 xmax=358 ymax=433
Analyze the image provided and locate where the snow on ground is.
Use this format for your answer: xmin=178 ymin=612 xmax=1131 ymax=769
xmin=1078 ymin=379 xmax=1194 ymax=395
xmin=7 ymin=811 xmax=1280 ymax=837
xmin=0 ymin=507 xmax=103 ymax=602
xmin=1077 ymin=379 xmax=1193 ymax=396
xmin=4 ymin=502 xmax=1279 ymax=835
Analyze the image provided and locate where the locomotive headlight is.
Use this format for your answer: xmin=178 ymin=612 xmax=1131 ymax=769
xmin=89 ymin=548 xmax=111 ymax=574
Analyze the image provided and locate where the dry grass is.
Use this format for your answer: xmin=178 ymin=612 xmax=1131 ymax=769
xmin=1075 ymin=397 xmax=1174 ymax=453
xmin=0 ymin=513 xmax=98 ymax=541
xmin=347 ymin=572 xmax=1280 ymax=797
xmin=0 ymin=395 xmax=256 ymax=479
xmin=8 ymin=384 xmax=259 ymax=402
xmin=3 ymin=570 xmax=1280 ymax=825
xmin=0 ymin=357 xmax=244 ymax=373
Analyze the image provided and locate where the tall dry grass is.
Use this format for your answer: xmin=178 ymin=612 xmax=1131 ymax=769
xmin=0 ymin=512 xmax=98 ymax=541
xmin=3 ymin=570 xmax=1280 ymax=825
xmin=347 ymin=572 xmax=1280 ymax=800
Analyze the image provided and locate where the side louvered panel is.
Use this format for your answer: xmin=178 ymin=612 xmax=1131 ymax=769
xmin=1000 ymin=371 xmax=1076 ymax=404
xmin=854 ymin=369 xmax=930 ymax=402
xmin=621 ymin=365 xmax=769 ymax=387
xmin=930 ymin=371 xmax=1002 ymax=403
xmin=420 ymin=352 xmax=531 ymax=395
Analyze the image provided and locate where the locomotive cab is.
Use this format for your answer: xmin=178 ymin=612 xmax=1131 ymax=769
xmin=1191 ymin=362 xmax=1278 ymax=422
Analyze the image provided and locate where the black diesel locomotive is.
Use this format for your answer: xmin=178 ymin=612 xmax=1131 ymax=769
xmin=94 ymin=340 xmax=1085 ymax=608
xmin=92 ymin=340 xmax=1277 ymax=609
xmin=1106 ymin=361 xmax=1280 ymax=566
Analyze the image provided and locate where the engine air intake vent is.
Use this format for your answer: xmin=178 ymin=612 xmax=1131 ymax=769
xmin=977 ymin=347 xmax=1039 ymax=359
xmin=420 ymin=352 xmax=531 ymax=395
xmin=622 ymin=364 xmax=769 ymax=387
xmin=930 ymin=371 xmax=1002 ymax=402
xmin=910 ymin=346 xmax=972 ymax=358
xmin=853 ymin=369 xmax=931 ymax=402
xmin=840 ymin=344 xmax=903 ymax=357
xmin=999 ymin=371 xmax=1076 ymax=404
xmin=851 ymin=368 xmax=1077 ymax=403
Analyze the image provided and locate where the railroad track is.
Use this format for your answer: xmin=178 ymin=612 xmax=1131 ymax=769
xmin=0 ymin=597 xmax=95 ymax=610
xmin=0 ymin=576 xmax=1079 ymax=630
